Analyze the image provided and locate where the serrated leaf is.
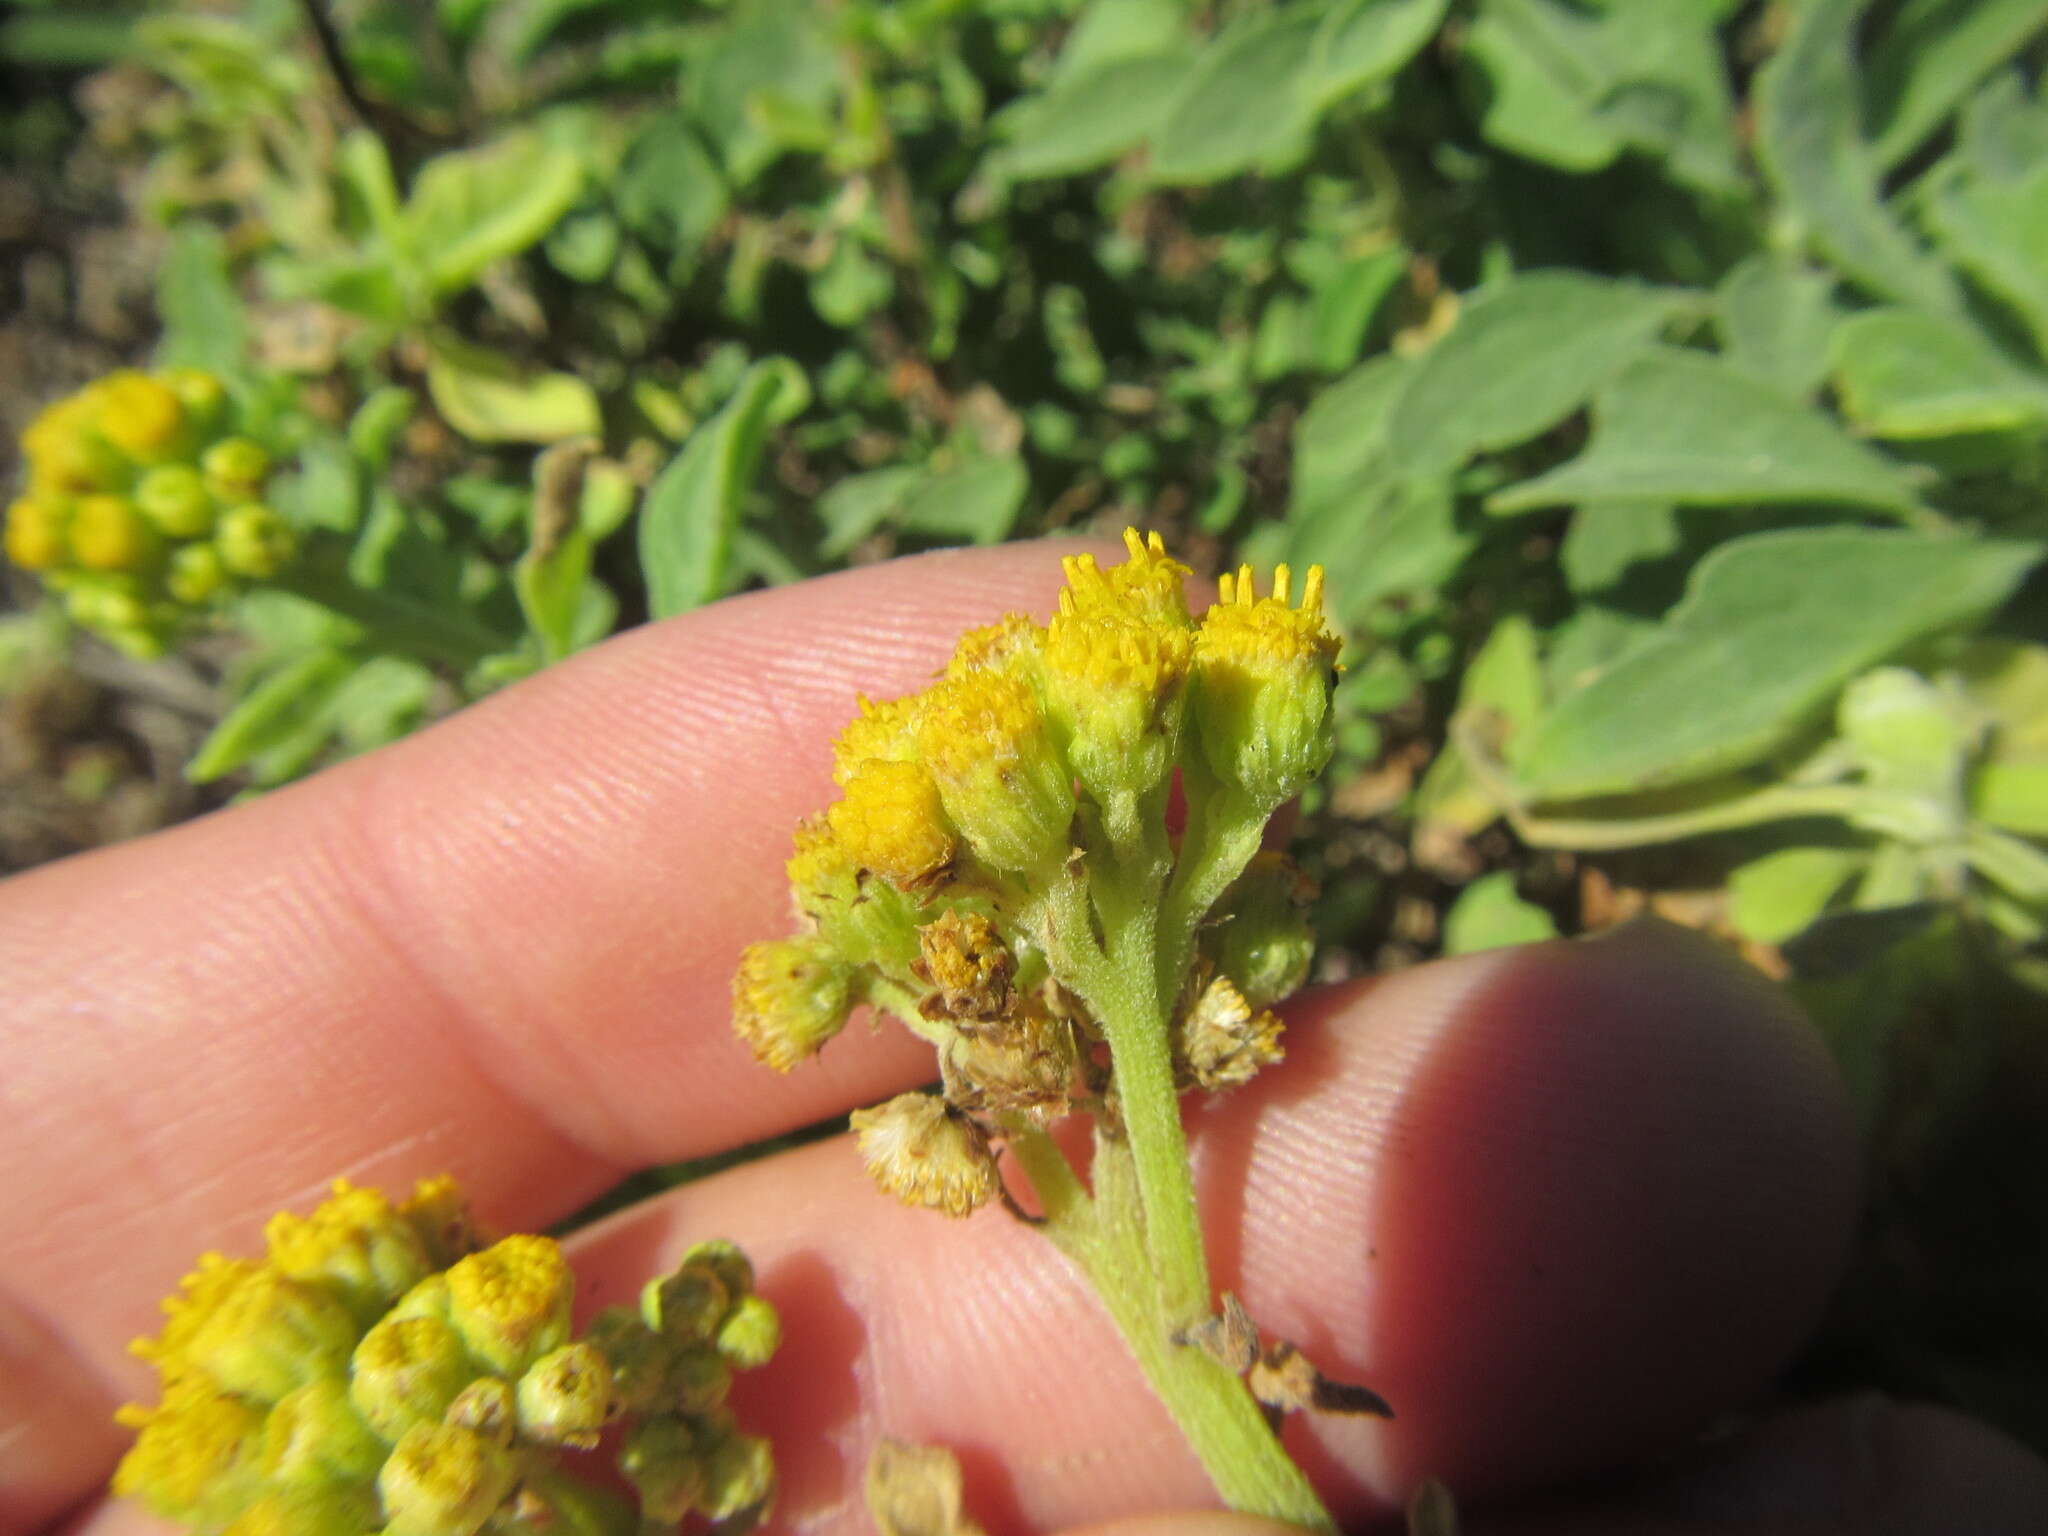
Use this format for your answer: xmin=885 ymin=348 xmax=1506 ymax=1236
xmin=1714 ymin=256 xmax=1843 ymax=400
xmin=1147 ymin=10 xmax=1323 ymax=184
xmin=1488 ymin=349 xmax=1926 ymax=517
xmin=1387 ymin=272 xmax=1683 ymax=476
xmin=994 ymin=49 xmax=1197 ymax=181
xmin=1753 ymin=0 xmax=1962 ymax=314
xmin=1866 ymin=0 xmax=2048 ymax=169
xmin=188 ymin=649 xmax=355 ymax=784
xmin=404 ymin=132 xmax=584 ymax=297
xmin=1511 ymin=529 xmax=2044 ymax=800
xmin=1442 ymin=871 xmax=1559 ymax=954
xmin=639 ymin=362 xmax=787 ymax=618
xmin=1832 ymin=306 xmax=2048 ymax=438
xmin=1729 ymin=846 xmax=1865 ymax=944
xmin=425 ymin=337 xmax=602 ymax=444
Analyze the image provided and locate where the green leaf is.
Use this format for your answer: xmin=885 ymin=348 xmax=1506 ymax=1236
xmin=1831 ymin=307 xmax=2048 ymax=438
xmin=155 ymin=222 xmax=246 ymax=377
xmin=1387 ymin=272 xmax=1683 ymax=476
xmin=326 ymin=656 xmax=433 ymax=755
xmin=1729 ymin=846 xmax=1865 ymax=944
xmin=1753 ymin=0 xmax=1962 ymax=314
xmin=810 ymin=237 xmax=894 ymax=327
xmin=1415 ymin=613 xmax=1546 ymax=836
xmin=1052 ymin=0 xmax=1190 ymax=81
xmin=1291 ymin=353 xmax=1411 ymax=509
xmin=1924 ymin=159 xmax=2048 ymax=361
xmin=1147 ymin=10 xmax=1323 ymax=184
xmin=1714 ymin=256 xmax=1842 ymax=401
xmin=1558 ymin=501 xmax=1682 ymax=596
xmin=639 ymin=362 xmax=787 ymax=618
xmin=188 ymin=649 xmax=356 ymax=784
xmin=992 ymin=49 xmax=1196 ymax=181
xmin=817 ymin=465 xmax=922 ymax=559
xmin=615 ymin=114 xmax=729 ymax=262
xmin=1460 ymin=0 xmax=1741 ymax=193
xmin=404 ymin=132 xmax=584 ymax=297
xmin=1511 ymin=529 xmax=2044 ymax=800
xmin=897 ymin=457 xmax=1030 ymax=545
xmin=1313 ymin=0 xmax=1448 ymax=101
xmin=1287 ymin=473 xmax=1469 ymax=627
xmin=1488 ymin=349 xmax=1926 ymax=518
xmin=1866 ymin=0 xmax=2048 ymax=169
xmin=516 ymin=526 xmax=594 ymax=665
xmin=1442 ymin=871 xmax=1559 ymax=954
xmin=424 ymin=338 xmax=602 ymax=444
xmin=686 ymin=0 xmax=839 ymax=187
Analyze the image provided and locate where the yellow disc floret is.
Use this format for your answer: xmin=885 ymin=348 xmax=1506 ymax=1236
xmin=4 ymin=496 xmax=67 ymax=570
xmin=828 ymin=757 xmax=957 ymax=891
xmin=733 ymin=935 xmax=855 ymax=1071
xmin=1192 ymin=563 xmax=1342 ymax=806
xmin=832 ymin=692 xmax=926 ymax=787
xmin=94 ymin=370 xmax=189 ymax=464
xmin=918 ymin=668 xmax=1073 ymax=875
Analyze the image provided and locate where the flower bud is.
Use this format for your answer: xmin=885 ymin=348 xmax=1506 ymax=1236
xmin=22 ymin=394 xmax=114 ymax=492
xmin=136 ymin=463 xmax=216 ymax=538
xmin=259 ymin=1376 xmax=385 ymax=1487
xmin=166 ymin=540 xmax=226 ymax=607
xmin=1041 ymin=605 xmax=1191 ymax=805
xmin=621 ymin=1417 xmax=705 ymax=1522
xmin=668 ymin=1344 xmax=733 ymax=1413
xmin=443 ymin=1376 xmax=517 ymax=1444
xmin=216 ymin=503 xmax=295 ymax=578
xmin=223 ymin=1489 xmax=381 ymax=1536
xmin=699 ymin=1429 xmax=777 ymax=1524
xmin=732 ymin=936 xmax=854 ymax=1072
xmin=400 ymin=1175 xmax=483 ymax=1268
xmin=1191 ymin=563 xmax=1341 ymax=807
xmin=516 ymin=1341 xmax=612 ymax=1448
xmin=715 ymin=1294 xmax=781 ymax=1370
xmin=202 ymin=437 xmax=272 ymax=500
xmin=828 ymin=757 xmax=957 ymax=892
xmin=377 ymin=1422 xmax=520 ymax=1536
xmin=349 ymin=1312 xmax=472 ymax=1440
xmin=641 ymin=1260 xmax=732 ymax=1342
xmin=850 ymin=1093 xmax=999 ymax=1217
xmin=1205 ymin=852 xmax=1317 ymax=1010
xmin=585 ymin=1305 xmax=670 ymax=1415
xmin=784 ymin=817 xmax=924 ymax=969
xmin=113 ymin=1378 xmax=267 ymax=1524
xmin=163 ymin=368 xmax=228 ymax=436
xmin=94 ymin=370 xmax=188 ymax=465
xmin=946 ymin=611 xmax=1043 ymax=678
xmin=832 ymin=692 xmax=926 ymax=786
xmin=444 ymin=1235 xmax=573 ymax=1376
xmin=4 ymin=496 xmax=67 ymax=570
xmin=69 ymin=493 xmax=155 ymax=572
xmin=181 ymin=1268 xmax=359 ymax=1403
xmin=680 ymin=1238 xmax=755 ymax=1301
xmin=917 ymin=670 xmax=1074 ymax=876
xmin=265 ymin=1179 xmax=435 ymax=1323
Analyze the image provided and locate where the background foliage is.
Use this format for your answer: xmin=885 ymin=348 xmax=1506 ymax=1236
xmin=5 ymin=0 xmax=2048 ymax=1471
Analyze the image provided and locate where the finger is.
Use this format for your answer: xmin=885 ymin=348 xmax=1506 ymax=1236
xmin=0 ymin=542 xmax=1100 ymax=1524
xmin=87 ymin=919 xmax=1845 ymax=1536
xmin=1469 ymin=1395 xmax=2048 ymax=1535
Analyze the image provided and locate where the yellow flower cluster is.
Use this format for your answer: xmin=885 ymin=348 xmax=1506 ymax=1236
xmin=734 ymin=530 xmax=1337 ymax=1216
xmin=115 ymin=1179 xmax=778 ymax=1536
xmin=5 ymin=369 xmax=293 ymax=656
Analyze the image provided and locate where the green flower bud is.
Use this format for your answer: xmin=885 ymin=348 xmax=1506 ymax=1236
xmin=444 ymin=1235 xmax=573 ymax=1377
xmin=135 ymin=463 xmax=216 ymax=538
xmin=216 ymin=503 xmax=295 ymax=579
xmin=680 ymin=1239 xmax=756 ymax=1301
xmin=641 ymin=1262 xmax=732 ymax=1343
xmin=699 ymin=1430 xmax=776 ymax=1525
xmin=182 ymin=1269 xmax=359 ymax=1403
xmin=349 ymin=1312 xmax=472 ymax=1441
xmin=265 ymin=1180 xmax=436 ymax=1324
xmin=732 ymin=936 xmax=854 ymax=1073
xmin=1191 ymin=564 xmax=1341 ymax=808
xmin=1205 ymin=852 xmax=1316 ymax=1011
xmin=260 ymin=1377 xmax=386 ymax=1487
xmin=202 ymin=436 xmax=271 ymax=500
xmin=377 ymin=1422 xmax=519 ymax=1536
xmin=113 ymin=1381 xmax=267 ymax=1524
xmin=620 ymin=1417 xmax=705 ymax=1523
xmin=223 ymin=1488 xmax=382 ymax=1536
xmin=1040 ymin=606 xmax=1191 ymax=806
xmin=669 ymin=1344 xmax=733 ymax=1414
xmin=516 ymin=1341 xmax=612 ymax=1448
xmin=399 ymin=1175 xmax=483 ymax=1269
xmin=94 ymin=370 xmax=189 ymax=465
xmin=917 ymin=668 xmax=1074 ymax=876
xmin=715 ymin=1294 xmax=781 ymax=1371
xmin=443 ymin=1376 xmax=517 ymax=1445
xmin=585 ymin=1306 xmax=670 ymax=1415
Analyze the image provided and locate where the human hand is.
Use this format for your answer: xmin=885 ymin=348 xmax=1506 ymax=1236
xmin=2 ymin=543 xmax=2042 ymax=1535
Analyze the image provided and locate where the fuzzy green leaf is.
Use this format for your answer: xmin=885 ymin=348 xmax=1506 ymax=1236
xmin=1831 ymin=307 xmax=2048 ymax=438
xmin=639 ymin=363 xmax=789 ymax=618
xmin=405 ymin=133 xmax=584 ymax=297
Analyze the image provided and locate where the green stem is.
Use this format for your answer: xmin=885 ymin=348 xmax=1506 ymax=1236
xmin=1022 ymin=1128 xmax=1333 ymax=1531
xmin=1158 ymin=775 xmax=1269 ymax=994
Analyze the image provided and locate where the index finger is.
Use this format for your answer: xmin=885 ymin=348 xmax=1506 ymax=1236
xmin=0 ymin=543 xmax=1091 ymax=1406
